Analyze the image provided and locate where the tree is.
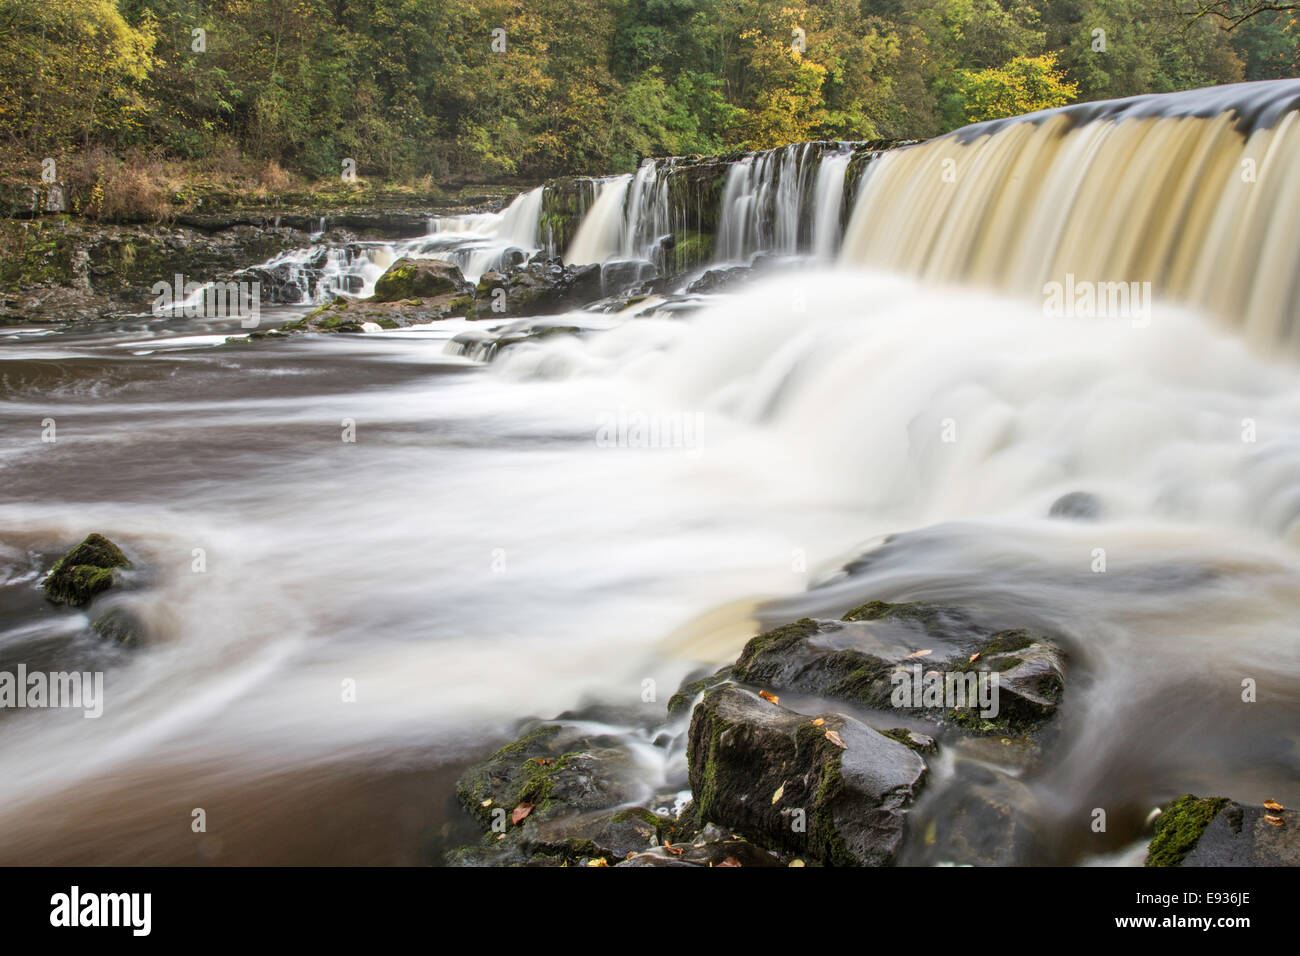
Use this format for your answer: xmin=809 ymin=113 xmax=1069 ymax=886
xmin=957 ymin=53 xmax=1078 ymax=122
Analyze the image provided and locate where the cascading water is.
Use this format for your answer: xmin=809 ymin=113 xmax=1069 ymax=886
xmin=811 ymin=147 xmax=853 ymax=260
xmin=565 ymin=175 xmax=632 ymax=266
xmin=840 ymin=78 xmax=1300 ymax=349
xmin=716 ymin=142 xmax=826 ymax=262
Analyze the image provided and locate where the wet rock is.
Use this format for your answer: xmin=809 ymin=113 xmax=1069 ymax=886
xmin=905 ymin=764 xmax=1043 ymax=866
xmin=1147 ymin=795 xmax=1298 ymax=866
xmin=448 ymin=722 xmax=668 ymax=866
xmin=469 ymin=259 xmax=602 ymax=318
xmin=372 ymin=257 xmax=469 ymax=302
xmin=42 ymin=533 xmax=131 ymax=607
xmin=730 ymin=602 xmax=1066 ymax=736
xmin=90 ymin=606 xmax=148 ymax=646
xmin=687 ymin=685 xmax=927 ymax=866
xmin=1049 ymin=490 xmax=1101 ymax=520
xmin=667 ymin=666 xmax=732 ymax=718
xmin=276 ymin=289 xmax=473 ymax=334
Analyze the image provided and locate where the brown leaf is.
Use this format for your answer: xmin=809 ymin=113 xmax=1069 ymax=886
xmin=529 ymin=757 xmax=554 ymax=766
xmin=758 ymin=690 xmax=780 ymax=704
xmin=824 ymin=729 xmax=847 ymax=749
xmin=968 ymin=652 xmax=981 ymax=663
xmin=717 ymin=857 xmax=742 ymax=867
xmin=1264 ymin=799 xmax=1285 ymax=812
xmin=663 ymin=842 xmax=684 ymax=856
xmin=511 ymin=802 xmax=535 ymax=825
xmin=811 ymin=717 xmax=825 ymax=726
xmin=904 ymin=649 xmax=933 ymax=659
xmin=1265 ymin=814 xmax=1286 ymax=827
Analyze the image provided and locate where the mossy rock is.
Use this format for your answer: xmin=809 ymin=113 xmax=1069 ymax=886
xmin=372 ymin=257 xmax=466 ymax=302
xmin=1146 ymin=795 xmax=1231 ymax=867
xmin=42 ymin=533 xmax=131 ymax=607
xmin=730 ymin=603 xmax=1066 ymax=738
xmin=687 ymin=685 xmax=926 ymax=866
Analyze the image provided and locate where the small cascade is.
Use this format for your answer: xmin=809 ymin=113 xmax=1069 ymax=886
xmin=715 ymin=142 xmax=829 ymax=262
xmin=565 ymin=175 xmax=632 ymax=265
xmin=811 ymin=148 xmax=853 ymax=260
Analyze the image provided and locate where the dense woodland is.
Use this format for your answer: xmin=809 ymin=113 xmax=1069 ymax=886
xmin=1 ymin=0 xmax=1296 ymax=195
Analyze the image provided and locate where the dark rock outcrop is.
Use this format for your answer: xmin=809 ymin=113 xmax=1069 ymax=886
xmin=730 ymin=602 xmax=1067 ymax=736
xmin=687 ymin=685 xmax=927 ymax=866
xmin=1147 ymin=795 xmax=1296 ymax=866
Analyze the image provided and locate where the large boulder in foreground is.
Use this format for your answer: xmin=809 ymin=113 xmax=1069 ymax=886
xmin=687 ymin=685 xmax=926 ymax=866
xmin=1147 ymin=795 xmax=1297 ymax=866
xmin=730 ymin=602 xmax=1067 ymax=735
xmin=42 ymin=533 xmax=131 ymax=606
xmin=372 ymin=257 xmax=468 ymax=302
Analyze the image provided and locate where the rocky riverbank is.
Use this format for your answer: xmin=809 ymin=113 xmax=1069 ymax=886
xmin=443 ymin=591 xmax=1293 ymax=867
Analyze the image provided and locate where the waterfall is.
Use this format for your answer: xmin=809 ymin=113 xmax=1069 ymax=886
xmin=621 ymin=159 xmax=671 ymax=261
xmin=840 ymin=78 xmax=1300 ymax=348
xmin=496 ymin=186 xmax=545 ymax=248
xmin=716 ymin=143 xmax=826 ymax=262
xmin=811 ymin=148 xmax=853 ymax=260
xmin=565 ymin=175 xmax=632 ymax=266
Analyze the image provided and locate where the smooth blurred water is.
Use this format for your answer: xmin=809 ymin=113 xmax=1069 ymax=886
xmin=1 ymin=270 xmax=1298 ymax=864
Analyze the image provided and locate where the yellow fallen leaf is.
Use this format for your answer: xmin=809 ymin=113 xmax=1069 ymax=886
xmin=811 ymin=717 xmax=825 ymax=726
xmin=905 ymin=649 xmax=933 ymax=659
xmin=480 ymin=798 xmax=493 ymax=807
xmin=772 ymin=783 xmax=785 ymax=805
xmin=511 ymin=802 xmax=535 ymax=825
xmin=825 ymin=729 xmax=847 ymax=749
xmin=969 ymin=652 xmax=981 ymax=663
xmin=1265 ymin=815 xmax=1285 ymax=827
xmin=1264 ymin=799 xmax=1285 ymax=812
xmin=758 ymin=690 xmax=780 ymax=704
xmin=587 ymin=857 xmax=609 ymax=867
xmin=789 ymin=859 xmax=805 ymax=867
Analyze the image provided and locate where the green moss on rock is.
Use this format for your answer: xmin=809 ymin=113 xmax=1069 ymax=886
xmin=1146 ymin=795 xmax=1230 ymax=867
xmin=43 ymin=533 xmax=131 ymax=606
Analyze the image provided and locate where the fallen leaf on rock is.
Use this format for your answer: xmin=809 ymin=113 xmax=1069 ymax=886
xmin=772 ymin=783 xmax=785 ymax=804
xmin=789 ymin=859 xmax=805 ymax=867
xmin=587 ymin=857 xmax=609 ymax=867
xmin=905 ymin=649 xmax=933 ymax=659
xmin=969 ymin=653 xmax=981 ymax=663
xmin=811 ymin=717 xmax=825 ymax=726
xmin=663 ymin=843 xmax=684 ymax=856
xmin=1265 ymin=815 xmax=1285 ymax=827
xmin=529 ymin=757 xmax=553 ymax=766
xmin=480 ymin=798 xmax=493 ymax=807
xmin=511 ymin=802 xmax=534 ymax=825
xmin=1264 ymin=799 xmax=1285 ymax=812
xmin=718 ymin=857 xmax=741 ymax=867
xmin=758 ymin=690 xmax=780 ymax=704
xmin=824 ymin=729 xmax=847 ymax=749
